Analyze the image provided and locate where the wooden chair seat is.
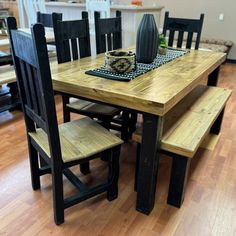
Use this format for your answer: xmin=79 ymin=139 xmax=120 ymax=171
xmin=67 ymin=100 xmax=120 ymax=117
xmin=29 ymin=117 xmax=122 ymax=163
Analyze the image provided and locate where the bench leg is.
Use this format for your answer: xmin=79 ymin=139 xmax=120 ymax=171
xmin=210 ymin=108 xmax=225 ymax=135
xmin=167 ymin=154 xmax=191 ymax=208
xmin=207 ymin=66 xmax=220 ymax=86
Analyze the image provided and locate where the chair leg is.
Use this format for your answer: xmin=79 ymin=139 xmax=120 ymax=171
xmin=80 ymin=162 xmax=90 ymax=175
xmin=121 ymin=111 xmax=129 ymax=143
xmin=62 ymin=95 xmax=70 ymax=123
xmin=134 ymin=142 xmax=141 ymax=191
xmin=28 ymin=141 xmax=41 ymax=190
xmin=107 ymin=146 xmax=120 ymax=201
xmin=167 ymin=154 xmax=191 ymax=208
xmin=51 ymin=164 xmax=64 ymax=225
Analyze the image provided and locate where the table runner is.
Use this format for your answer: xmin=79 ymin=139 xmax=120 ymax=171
xmin=85 ymin=48 xmax=188 ymax=81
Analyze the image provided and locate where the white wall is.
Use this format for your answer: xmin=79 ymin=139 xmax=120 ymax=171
xmin=118 ymin=0 xmax=236 ymax=60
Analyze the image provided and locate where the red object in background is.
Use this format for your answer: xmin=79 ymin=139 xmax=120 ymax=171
xmin=131 ymin=1 xmax=142 ymax=6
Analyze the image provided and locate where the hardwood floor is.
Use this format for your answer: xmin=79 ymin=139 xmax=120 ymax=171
xmin=0 ymin=63 xmax=236 ymax=235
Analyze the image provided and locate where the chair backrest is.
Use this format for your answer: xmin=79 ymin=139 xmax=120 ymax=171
xmin=86 ymin=0 xmax=110 ymax=23
xmin=6 ymin=17 xmax=62 ymax=161
xmin=163 ymin=11 xmax=204 ymax=50
xmin=37 ymin=11 xmax=62 ymax=28
xmin=95 ymin=11 xmax=122 ymax=54
xmin=53 ymin=12 xmax=91 ymax=64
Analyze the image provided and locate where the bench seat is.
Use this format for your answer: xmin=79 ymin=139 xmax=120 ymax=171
xmin=132 ymin=84 xmax=231 ymax=207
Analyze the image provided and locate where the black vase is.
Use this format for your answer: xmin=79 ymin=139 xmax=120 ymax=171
xmin=136 ymin=14 xmax=159 ymax=63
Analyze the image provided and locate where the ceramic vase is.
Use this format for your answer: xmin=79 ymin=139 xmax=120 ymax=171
xmin=136 ymin=14 xmax=159 ymax=63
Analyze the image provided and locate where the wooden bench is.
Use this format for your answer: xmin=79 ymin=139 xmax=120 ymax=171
xmin=132 ymin=84 xmax=231 ymax=207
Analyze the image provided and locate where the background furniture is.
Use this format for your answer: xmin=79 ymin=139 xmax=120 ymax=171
xmin=163 ymin=11 xmax=204 ymax=49
xmin=86 ymin=0 xmax=110 ymax=33
xmin=45 ymin=2 xmax=163 ymax=54
xmin=7 ymin=17 xmax=122 ymax=225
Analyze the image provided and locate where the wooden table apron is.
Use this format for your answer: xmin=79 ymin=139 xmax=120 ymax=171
xmin=50 ymin=50 xmax=226 ymax=214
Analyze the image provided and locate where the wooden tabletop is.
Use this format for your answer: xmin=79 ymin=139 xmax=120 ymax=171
xmin=52 ymin=50 xmax=226 ymax=116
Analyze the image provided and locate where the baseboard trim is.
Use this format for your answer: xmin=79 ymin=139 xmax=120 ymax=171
xmin=226 ymin=59 xmax=236 ymax=64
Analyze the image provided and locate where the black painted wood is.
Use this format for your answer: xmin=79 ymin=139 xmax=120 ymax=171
xmin=37 ymin=11 xmax=62 ymax=28
xmin=210 ymin=108 xmax=225 ymax=135
xmin=95 ymin=11 xmax=122 ymax=54
xmin=136 ymin=14 xmax=159 ymax=63
xmin=207 ymin=66 xmax=220 ymax=86
xmin=7 ymin=17 xmax=121 ymax=225
xmin=163 ymin=11 xmax=204 ymax=50
xmin=167 ymin=154 xmax=191 ymax=208
xmin=53 ymin=11 xmax=91 ymax=63
xmin=136 ymin=114 xmax=162 ymax=215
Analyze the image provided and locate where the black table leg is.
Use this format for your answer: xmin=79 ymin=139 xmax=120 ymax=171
xmin=136 ymin=113 xmax=163 ymax=215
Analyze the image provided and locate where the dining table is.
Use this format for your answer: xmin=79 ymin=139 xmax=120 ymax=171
xmin=0 ymin=46 xmax=226 ymax=214
xmin=49 ymin=48 xmax=226 ymax=214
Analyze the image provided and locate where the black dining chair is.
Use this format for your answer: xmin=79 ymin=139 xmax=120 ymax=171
xmin=37 ymin=11 xmax=62 ymax=53
xmin=7 ymin=16 xmax=123 ymax=225
xmin=94 ymin=10 xmax=136 ymax=138
xmin=163 ymin=11 xmax=204 ymax=49
xmin=95 ymin=10 xmax=122 ymax=54
xmin=52 ymin=12 xmax=124 ymax=134
xmin=37 ymin=11 xmax=62 ymax=29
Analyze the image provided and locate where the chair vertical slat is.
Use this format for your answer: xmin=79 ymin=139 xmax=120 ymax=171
xmin=107 ymin=33 xmax=112 ymax=51
xmin=25 ymin=63 xmax=39 ymax=114
xmin=168 ymin=30 xmax=175 ymax=47
xmin=32 ymin=67 xmax=45 ymax=118
xmin=19 ymin=60 xmax=33 ymax=109
xmin=186 ymin=32 xmax=193 ymax=49
xmin=177 ymin=31 xmax=184 ymax=48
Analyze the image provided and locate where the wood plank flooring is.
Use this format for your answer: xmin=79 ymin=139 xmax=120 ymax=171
xmin=0 ymin=63 xmax=236 ymax=235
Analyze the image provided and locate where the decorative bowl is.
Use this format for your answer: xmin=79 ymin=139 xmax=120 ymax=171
xmin=105 ymin=51 xmax=136 ymax=74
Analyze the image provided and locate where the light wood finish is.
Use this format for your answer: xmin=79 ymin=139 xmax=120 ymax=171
xmin=0 ymin=63 xmax=236 ymax=234
xmin=29 ymin=117 xmax=123 ymax=163
xmin=133 ymin=85 xmax=231 ymax=157
xmin=67 ymin=100 xmax=120 ymax=116
xmin=0 ymin=50 xmax=226 ymax=113
xmin=0 ymin=65 xmax=16 ymax=85
xmin=51 ymin=50 xmax=226 ymax=116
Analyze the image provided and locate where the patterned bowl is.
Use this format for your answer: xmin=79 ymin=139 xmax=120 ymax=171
xmin=105 ymin=51 xmax=136 ymax=74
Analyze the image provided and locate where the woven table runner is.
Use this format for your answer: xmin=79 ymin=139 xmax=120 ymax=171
xmin=85 ymin=48 xmax=188 ymax=82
